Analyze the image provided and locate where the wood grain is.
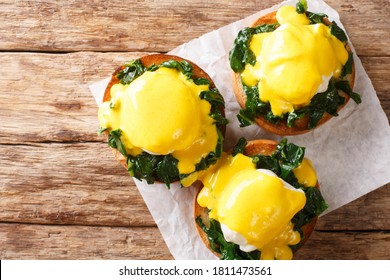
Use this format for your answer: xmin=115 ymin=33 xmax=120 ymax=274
xmin=0 ymin=0 xmax=389 ymax=260
xmin=0 ymin=0 xmax=388 ymax=56
xmin=0 ymin=222 xmax=388 ymax=259
xmin=0 ymin=142 xmax=155 ymax=227
xmin=0 ymin=141 xmax=389 ymax=231
xmin=0 ymin=53 xmax=388 ymax=144
xmin=294 ymin=230 xmax=390 ymax=260
xmin=0 ymin=52 xmax=148 ymax=143
xmin=0 ymin=223 xmax=172 ymax=260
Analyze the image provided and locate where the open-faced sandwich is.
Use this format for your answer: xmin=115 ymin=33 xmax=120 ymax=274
xmin=98 ymin=54 xmax=227 ymax=187
xmin=230 ymin=0 xmax=361 ymax=135
xmin=194 ymin=138 xmax=328 ymax=259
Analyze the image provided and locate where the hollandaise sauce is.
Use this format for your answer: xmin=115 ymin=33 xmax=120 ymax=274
xmin=242 ymin=5 xmax=348 ymax=116
xmin=230 ymin=3 xmax=359 ymax=129
xmin=196 ymin=139 xmax=326 ymax=260
xmin=98 ymin=59 xmax=225 ymax=186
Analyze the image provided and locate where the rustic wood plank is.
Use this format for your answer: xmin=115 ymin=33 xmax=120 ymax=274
xmin=0 ymin=222 xmax=388 ymax=259
xmin=0 ymin=51 xmax=148 ymax=143
xmin=0 ymin=0 xmax=388 ymax=56
xmin=1 ymin=141 xmax=389 ymax=231
xmin=0 ymin=53 xmax=388 ymax=144
xmin=0 ymin=223 xmax=172 ymax=260
xmin=0 ymin=142 xmax=155 ymax=227
xmin=294 ymin=230 xmax=390 ymax=260
xmin=317 ymin=184 xmax=390 ymax=231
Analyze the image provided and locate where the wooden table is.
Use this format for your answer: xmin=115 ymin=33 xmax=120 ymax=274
xmin=0 ymin=0 xmax=389 ymax=260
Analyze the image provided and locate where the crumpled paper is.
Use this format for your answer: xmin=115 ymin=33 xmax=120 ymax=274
xmin=90 ymin=0 xmax=390 ymax=259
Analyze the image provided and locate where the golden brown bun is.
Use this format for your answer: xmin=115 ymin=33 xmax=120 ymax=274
xmin=194 ymin=139 xmax=318 ymax=259
xmin=102 ymin=53 xmax=222 ymax=171
xmin=232 ymin=11 xmax=356 ymax=135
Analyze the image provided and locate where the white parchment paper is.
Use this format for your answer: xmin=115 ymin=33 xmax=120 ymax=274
xmin=90 ymin=0 xmax=390 ymax=259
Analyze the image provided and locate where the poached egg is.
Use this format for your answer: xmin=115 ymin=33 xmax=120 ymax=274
xmin=197 ymin=152 xmax=317 ymax=260
xmin=98 ymin=66 xmax=219 ymax=185
xmin=241 ymin=5 xmax=349 ymax=116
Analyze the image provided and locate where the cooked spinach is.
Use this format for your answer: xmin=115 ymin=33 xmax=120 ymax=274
xmin=232 ymin=137 xmax=247 ymax=156
xmin=306 ymin=12 xmax=328 ymax=24
xmin=200 ymin=89 xmax=229 ymax=126
xmin=335 ymin=80 xmax=362 ymax=104
xmin=116 ymin=59 xmax=195 ymax=84
xmin=116 ymin=59 xmax=146 ymax=85
xmin=103 ymin=59 xmax=226 ymax=187
xmin=296 ymin=0 xmax=307 ymax=14
xmin=251 ymin=138 xmax=305 ymax=182
xmin=196 ymin=129 xmax=224 ymax=172
xmin=237 ymin=84 xmax=269 ymax=127
xmin=341 ymin=52 xmax=354 ymax=77
xmin=230 ymin=7 xmax=361 ymax=129
xmin=107 ymin=129 xmax=127 ymax=157
xmin=158 ymin=60 xmax=193 ymax=79
xmin=306 ymin=82 xmax=345 ymax=128
xmin=330 ymin=21 xmax=348 ymax=42
xmin=291 ymin=187 xmax=328 ymax=231
xmin=127 ymin=152 xmax=163 ymax=184
xmin=195 ymin=217 xmax=261 ymax=260
xmin=229 ymin=24 xmax=278 ymax=73
xmin=197 ymin=138 xmax=328 ymax=259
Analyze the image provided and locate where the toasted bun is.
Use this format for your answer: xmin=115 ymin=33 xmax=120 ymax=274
xmin=194 ymin=139 xmax=318 ymax=259
xmin=102 ymin=54 xmax=222 ymax=171
xmin=232 ymin=11 xmax=356 ymax=135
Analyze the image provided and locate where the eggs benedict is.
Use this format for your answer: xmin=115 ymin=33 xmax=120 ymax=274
xmin=98 ymin=54 xmax=227 ymax=187
xmin=194 ymin=138 xmax=328 ymax=260
xmin=230 ymin=0 xmax=361 ymax=135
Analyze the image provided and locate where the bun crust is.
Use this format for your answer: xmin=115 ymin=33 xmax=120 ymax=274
xmin=194 ymin=139 xmax=318 ymax=259
xmin=102 ymin=54 xmax=221 ymax=171
xmin=232 ymin=11 xmax=356 ymax=135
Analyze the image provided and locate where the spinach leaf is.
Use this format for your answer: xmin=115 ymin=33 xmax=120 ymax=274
xmin=274 ymin=138 xmax=305 ymax=180
xmin=341 ymin=52 xmax=354 ymax=77
xmin=232 ymin=137 xmax=247 ymax=156
xmin=296 ymin=0 xmax=308 ymax=14
xmin=107 ymin=129 xmax=127 ymax=157
xmin=252 ymin=138 xmax=305 ymax=183
xmin=127 ymin=153 xmax=165 ymax=185
xmin=286 ymin=109 xmax=306 ymax=127
xmin=199 ymin=89 xmax=225 ymax=108
xmin=307 ymin=82 xmax=345 ymax=129
xmin=335 ymin=80 xmax=362 ymax=104
xmin=330 ymin=21 xmax=348 ymax=42
xmin=116 ymin=59 xmax=146 ymax=85
xmin=291 ymin=187 xmax=328 ymax=231
xmin=155 ymin=155 xmax=180 ymax=187
xmin=252 ymin=154 xmax=280 ymax=175
xmin=229 ymin=24 xmax=277 ymax=73
xmin=200 ymin=89 xmax=228 ymax=126
xmin=194 ymin=77 xmax=211 ymax=85
xmin=195 ymin=217 xmax=261 ymax=260
xmin=306 ymin=12 xmax=328 ymax=24
xmin=196 ymin=129 xmax=224 ymax=172
xmin=158 ymin=60 xmax=193 ymax=80
xmin=237 ymin=84 xmax=270 ymax=127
